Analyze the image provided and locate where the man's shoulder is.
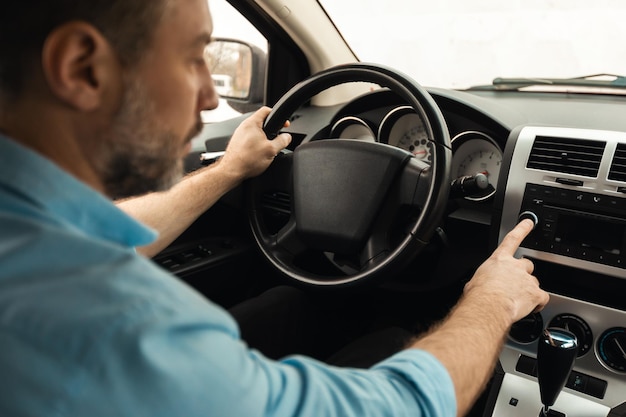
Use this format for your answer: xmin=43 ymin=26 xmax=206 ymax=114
xmin=0 ymin=207 xmax=222 ymax=322
xmin=0 ymin=209 xmax=235 ymax=356
xmin=0 ymin=207 xmax=140 ymax=279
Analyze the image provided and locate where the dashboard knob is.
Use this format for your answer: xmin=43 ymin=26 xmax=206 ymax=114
xmin=518 ymin=210 xmax=539 ymax=229
xmin=449 ymin=173 xmax=489 ymax=199
xmin=510 ymin=312 xmax=544 ymax=344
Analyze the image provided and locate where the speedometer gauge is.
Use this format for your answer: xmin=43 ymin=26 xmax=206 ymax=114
xmin=451 ymin=131 xmax=502 ymax=201
xmin=330 ymin=116 xmax=376 ymax=141
xmin=378 ymin=106 xmax=433 ymax=163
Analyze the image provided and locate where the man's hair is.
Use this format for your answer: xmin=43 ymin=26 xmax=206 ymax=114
xmin=0 ymin=0 xmax=167 ymax=102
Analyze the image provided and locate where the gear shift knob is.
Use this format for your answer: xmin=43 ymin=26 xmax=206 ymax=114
xmin=536 ymin=327 xmax=578 ymax=416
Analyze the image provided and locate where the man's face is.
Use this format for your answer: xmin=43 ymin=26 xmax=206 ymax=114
xmin=98 ymin=0 xmax=218 ymax=198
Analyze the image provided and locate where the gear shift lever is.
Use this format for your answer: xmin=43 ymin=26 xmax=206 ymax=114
xmin=536 ymin=327 xmax=578 ymax=416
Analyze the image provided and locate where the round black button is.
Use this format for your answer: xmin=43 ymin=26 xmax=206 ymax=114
xmin=518 ymin=210 xmax=539 ymax=229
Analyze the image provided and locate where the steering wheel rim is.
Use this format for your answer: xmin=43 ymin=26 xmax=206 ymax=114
xmin=248 ymin=62 xmax=452 ymax=288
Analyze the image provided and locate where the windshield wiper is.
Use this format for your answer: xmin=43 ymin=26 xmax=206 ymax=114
xmin=467 ymin=73 xmax=626 ymax=91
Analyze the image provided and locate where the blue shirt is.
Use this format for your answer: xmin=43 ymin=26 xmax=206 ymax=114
xmin=0 ymin=134 xmax=456 ymax=417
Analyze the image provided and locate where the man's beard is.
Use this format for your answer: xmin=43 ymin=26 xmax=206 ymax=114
xmin=95 ymin=79 xmax=203 ymax=200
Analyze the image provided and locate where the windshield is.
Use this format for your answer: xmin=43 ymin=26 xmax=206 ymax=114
xmin=318 ymin=0 xmax=626 ymax=90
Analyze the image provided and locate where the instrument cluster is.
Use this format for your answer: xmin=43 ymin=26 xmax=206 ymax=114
xmin=329 ymin=105 xmax=503 ymax=201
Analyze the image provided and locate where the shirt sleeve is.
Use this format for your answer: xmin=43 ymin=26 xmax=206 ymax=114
xmin=264 ymin=350 xmax=457 ymax=417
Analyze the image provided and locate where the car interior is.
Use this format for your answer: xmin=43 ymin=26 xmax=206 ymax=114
xmin=152 ymin=1 xmax=626 ymax=416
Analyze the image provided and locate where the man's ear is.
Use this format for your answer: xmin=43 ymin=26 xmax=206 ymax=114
xmin=41 ymin=22 xmax=120 ymax=111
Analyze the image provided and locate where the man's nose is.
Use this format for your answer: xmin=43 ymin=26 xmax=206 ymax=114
xmin=199 ymin=67 xmax=219 ymax=111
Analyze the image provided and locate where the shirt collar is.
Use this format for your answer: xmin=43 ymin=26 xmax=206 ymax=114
xmin=0 ymin=134 xmax=157 ymax=248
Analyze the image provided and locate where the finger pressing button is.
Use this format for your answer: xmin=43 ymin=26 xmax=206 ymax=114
xmin=518 ymin=211 xmax=539 ymax=229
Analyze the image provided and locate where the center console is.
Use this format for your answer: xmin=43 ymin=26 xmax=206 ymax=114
xmin=487 ymin=126 xmax=626 ymax=417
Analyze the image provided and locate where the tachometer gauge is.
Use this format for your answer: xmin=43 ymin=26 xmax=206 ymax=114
xmin=451 ymin=131 xmax=502 ymax=201
xmin=378 ymin=106 xmax=433 ymax=163
xmin=330 ymin=116 xmax=376 ymax=141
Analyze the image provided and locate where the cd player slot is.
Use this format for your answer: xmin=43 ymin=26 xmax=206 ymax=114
xmin=541 ymin=204 xmax=626 ymax=228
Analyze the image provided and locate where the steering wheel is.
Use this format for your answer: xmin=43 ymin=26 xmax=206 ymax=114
xmin=248 ymin=62 xmax=451 ymax=288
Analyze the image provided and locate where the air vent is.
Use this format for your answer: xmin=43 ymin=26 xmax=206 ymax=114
xmin=608 ymin=143 xmax=626 ymax=182
xmin=526 ymin=136 xmax=605 ymax=177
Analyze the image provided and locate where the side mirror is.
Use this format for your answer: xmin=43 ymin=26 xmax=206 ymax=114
xmin=205 ymin=38 xmax=267 ymax=113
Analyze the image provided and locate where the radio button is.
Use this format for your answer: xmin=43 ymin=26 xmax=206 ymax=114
xmin=527 ymin=184 xmax=540 ymax=195
xmin=606 ymin=198 xmax=620 ymax=209
xmin=518 ymin=211 xmax=539 ymax=229
xmin=585 ymin=251 xmax=603 ymax=263
xmin=556 ymin=189 xmax=570 ymax=199
xmin=542 ymin=220 xmax=555 ymax=231
xmin=543 ymin=211 xmax=558 ymax=222
xmin=546 ymin=242 xmax=557 ymax=252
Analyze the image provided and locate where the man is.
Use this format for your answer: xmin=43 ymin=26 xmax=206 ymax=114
xmin=0 ymin=1 xmax=549 ymax=417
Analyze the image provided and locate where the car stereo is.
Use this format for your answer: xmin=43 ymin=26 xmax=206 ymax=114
xmin=495 ymin=125 xmax=626 ymax=281
xmin=519 ymin=183 xmax=626 ymax=269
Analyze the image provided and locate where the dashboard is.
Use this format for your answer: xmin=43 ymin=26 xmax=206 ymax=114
xmin=271 ymin=86 xmax=626 ymax=416
xmin=200 ymin=84 xmax=626 ymax=416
